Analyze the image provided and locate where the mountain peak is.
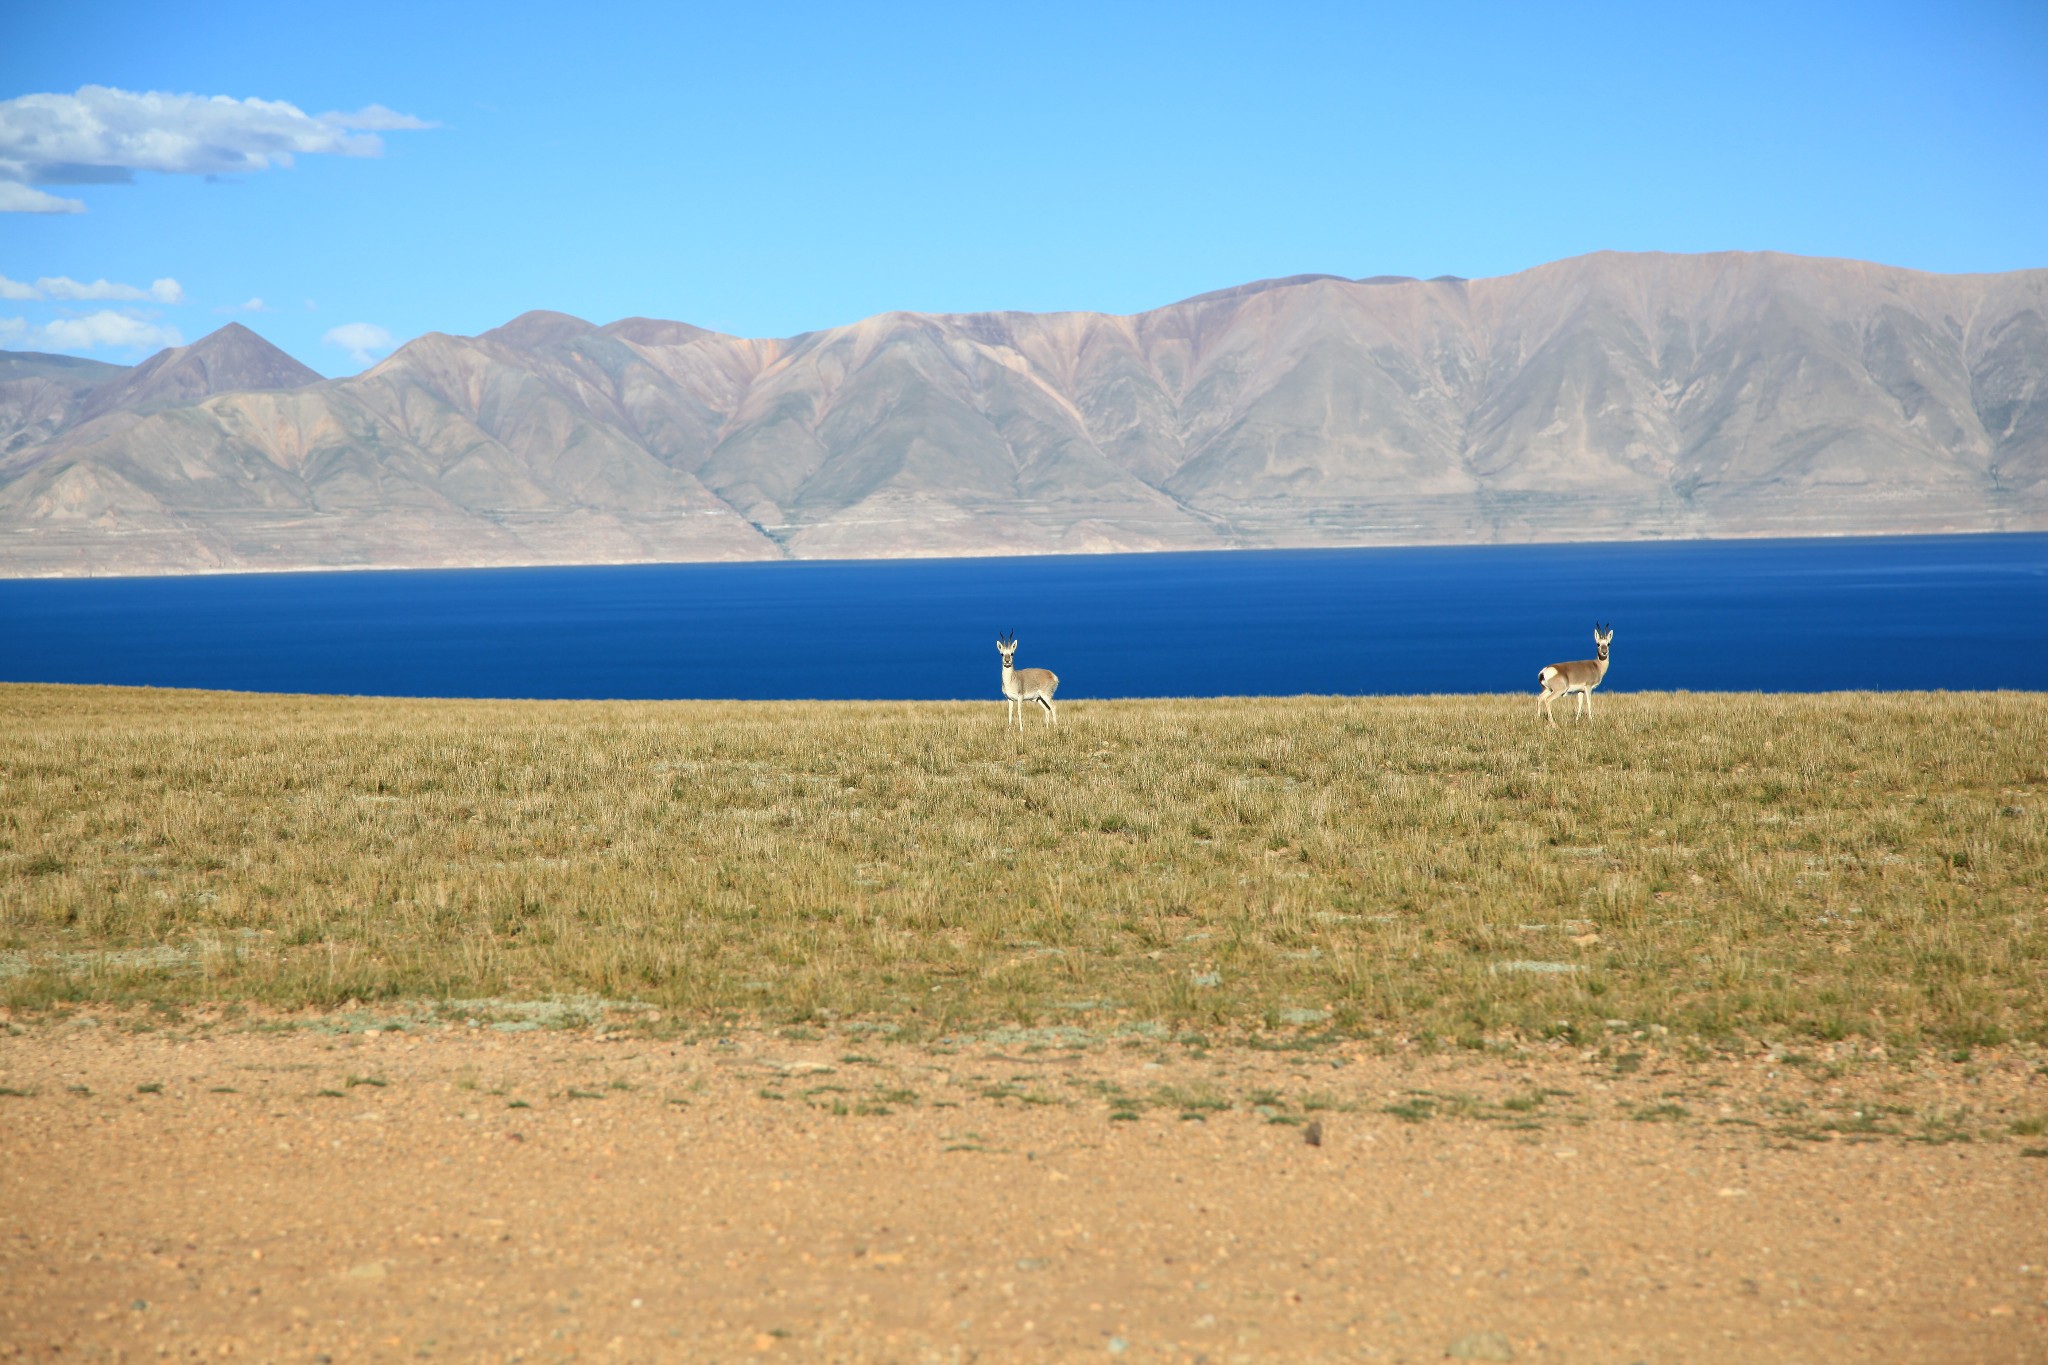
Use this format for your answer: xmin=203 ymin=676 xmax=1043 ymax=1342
xmin=77 ymin=324 xmax=321 ymax=422
xmin=1171 ymin=274 xmax=1353 ymax=308
xmin=481 ymin=310 xmax=600 ymax=350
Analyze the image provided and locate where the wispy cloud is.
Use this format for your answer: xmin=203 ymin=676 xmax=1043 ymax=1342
xmin=0 ymin=86 xmax=432 ymax=212
xmin=215 ymin=296 xmax=272 ymax=315
xmin=0 ymin=309 xmax=183 ymax=354
xmin=0 ymin=181 xmax=84 ymax=213
xmin=1 ymin=273 xmax=185 ymax=303
xmin=323 ymin=322 xmax=395 ymax=366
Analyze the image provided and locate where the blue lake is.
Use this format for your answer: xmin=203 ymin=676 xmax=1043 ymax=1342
xmin=1 ymin=535 xmax=2044 ymax=700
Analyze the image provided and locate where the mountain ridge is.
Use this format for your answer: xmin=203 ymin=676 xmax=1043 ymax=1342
xmin=2 ymin=250 xmax=2043 ymax=577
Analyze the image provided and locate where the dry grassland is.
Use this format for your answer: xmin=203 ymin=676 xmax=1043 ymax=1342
xmin=1 ymin=684 xmax=2043 ymax=1053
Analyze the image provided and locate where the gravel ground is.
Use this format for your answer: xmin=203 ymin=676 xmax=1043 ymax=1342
xmin=1 ymin=1018 xmax=2043 ymax=1363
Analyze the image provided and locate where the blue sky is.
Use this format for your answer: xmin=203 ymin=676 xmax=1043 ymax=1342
xmin=3 ymin=0 xmax=2044 ymax=376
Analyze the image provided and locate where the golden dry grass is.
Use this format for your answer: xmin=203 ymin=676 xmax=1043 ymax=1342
xmin=0 ymin=684 xmax=2042 ymax=1050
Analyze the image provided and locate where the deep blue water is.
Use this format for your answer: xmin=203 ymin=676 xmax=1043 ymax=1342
xmin=1 ymin=535 xmax=2043 ymax=699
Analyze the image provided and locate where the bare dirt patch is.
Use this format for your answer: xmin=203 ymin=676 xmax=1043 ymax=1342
xmin=2 ymin=1020 xmax=2043 ymax=1362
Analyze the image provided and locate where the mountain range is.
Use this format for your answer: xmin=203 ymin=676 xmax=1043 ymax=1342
xmin=2 ymin=251 xmax=2043 ymax=577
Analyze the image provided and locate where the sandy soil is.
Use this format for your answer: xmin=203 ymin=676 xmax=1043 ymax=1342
xmin=1 ymin=1019 xmax=2042 ymax=1363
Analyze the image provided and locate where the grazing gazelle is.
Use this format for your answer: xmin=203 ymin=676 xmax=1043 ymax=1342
xmin=1538 ymin=624 xmax=1614 ymax=726
xmin=996 ymin=633 xmax=1060 ymax=729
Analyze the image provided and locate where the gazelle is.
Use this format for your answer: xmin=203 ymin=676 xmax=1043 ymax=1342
xmin=1538 ymin=624 xmax=1613 ymax=725
xmin=996 ymin=633 xmax=1059 ymax=729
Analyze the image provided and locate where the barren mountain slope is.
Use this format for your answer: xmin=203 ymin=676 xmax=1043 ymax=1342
xmin=0 ymin=351 xmax=127 ymax=461
xmin=2 ymin=251 xmax=2042 ymax=575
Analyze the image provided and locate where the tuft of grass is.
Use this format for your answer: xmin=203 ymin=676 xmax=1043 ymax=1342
xmin=1383 ymin=1097 xmax=1437 ymax=1123
xmin=1631 ymin=1102 xmax=1691 ymax=1123
xmin=0 ymin=685 xmax=2043 ymax=1051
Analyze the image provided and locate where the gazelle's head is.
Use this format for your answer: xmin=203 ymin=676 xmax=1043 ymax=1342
xmin=1594 ymin=624 xmax=1613 ymax=659
xmin=996 ymin=633 xmax=1018 ymax=667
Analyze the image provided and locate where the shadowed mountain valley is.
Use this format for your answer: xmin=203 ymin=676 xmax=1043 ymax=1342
xmin=2 ymin=251 xmax=2043 ymax=575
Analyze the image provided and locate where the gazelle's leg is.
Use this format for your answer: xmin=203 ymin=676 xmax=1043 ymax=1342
xmin=1584 ymin=689 xmax=1594 ymax=720
xmin=1541 ymin=691 xmax=1556 ymax=726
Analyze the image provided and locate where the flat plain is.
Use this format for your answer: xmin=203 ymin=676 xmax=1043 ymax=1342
xmin=1 ymin=685 xmax=2043 ymax=1360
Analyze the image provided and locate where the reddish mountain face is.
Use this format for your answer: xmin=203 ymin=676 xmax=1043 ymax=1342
xmin=72 ymin=323 xmax=323 ymax=425
xmin=2 ymin=253 xmax=2044 ymax=577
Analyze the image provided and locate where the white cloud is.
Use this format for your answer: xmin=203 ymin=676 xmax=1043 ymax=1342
xmin=0 ymin=181 xmax=84 ymax=213
xmin=0 ymin=309 xmax=183 ymax=354
xmin=215 ymin=296 xmax=272 ymax=314
xmin=0 ymin=86 xmax=431 ymax=212
xmin=331 ymin=103 xmax=433 ymax=132
xmin=0 ymin=274 xmax=38 ymax=300
xmin=323 ymin=321 xmax=395 ymax=365
xmin=31 ymin=275 xmax=185 ymax=303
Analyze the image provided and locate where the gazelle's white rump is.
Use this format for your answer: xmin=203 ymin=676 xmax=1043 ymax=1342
xmin=1539 ymin=625 xmax=1613 ymax=726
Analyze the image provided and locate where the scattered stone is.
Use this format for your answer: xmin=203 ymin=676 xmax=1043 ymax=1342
xmin=1445 ymin=1329 xmax=1514 ymax=1360
xmin=1303 ymin=1120 xmax=1323 ymax=1147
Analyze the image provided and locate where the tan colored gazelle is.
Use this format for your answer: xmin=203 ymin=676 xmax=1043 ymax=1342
xmin=996 ymin=633 xmax=1059 ymax=729
xmin=1538 ymin=624 xmax=1614 ymax=725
